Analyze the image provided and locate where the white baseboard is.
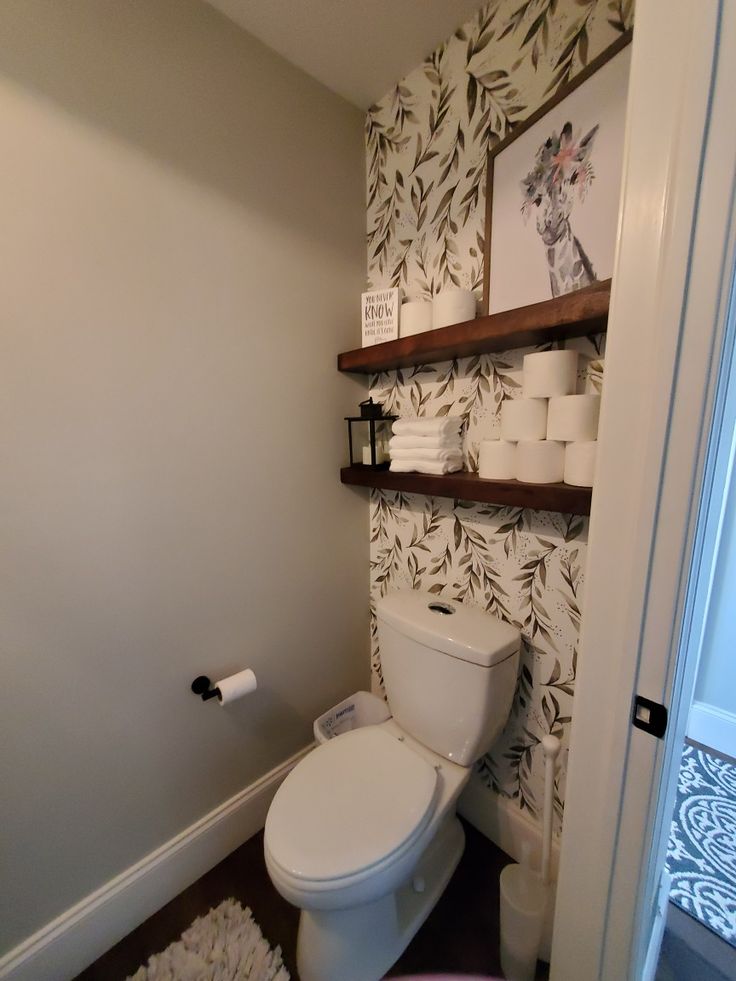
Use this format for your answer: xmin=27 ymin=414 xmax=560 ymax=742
xmin=688 ymin=700 xmax=736 ymax=759
xmin=458 ymin=771 xmax=560 ymax=878
xmin=0 ymin=745 xmax=313 ymax=981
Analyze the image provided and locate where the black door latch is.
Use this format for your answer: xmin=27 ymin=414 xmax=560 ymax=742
xmin=632 ymin=695 xmax=668 ymax=738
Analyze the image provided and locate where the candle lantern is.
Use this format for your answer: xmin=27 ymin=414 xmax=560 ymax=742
xmin=345 ymin=398 xmax=396 ymax=469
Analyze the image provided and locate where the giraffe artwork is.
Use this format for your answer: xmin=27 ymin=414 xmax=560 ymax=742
xmin=520 ymin=122 xmax=599 ymax=298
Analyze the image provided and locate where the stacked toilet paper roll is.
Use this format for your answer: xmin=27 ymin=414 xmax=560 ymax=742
xmin=479 ymin=440 xmax=516 ymax=480
xmin=516 ymin=441 xmax=564 ymax=484
xmin=500 ymin=398 xmax=548 ymax=441
xmin=400 ymin=300 xmax=433 ymax=338
xmin=523 ymin=350 xmax=578 ymax=398
xmin=547 ymin=394 xmax=600 ymax=441
xmin=476 ymin=348 xmax=602 ymax=486
xmin=564 ymin=441 xmax=597 ymax=486
xmin=432 ymin=289 xmax=476 ymax=329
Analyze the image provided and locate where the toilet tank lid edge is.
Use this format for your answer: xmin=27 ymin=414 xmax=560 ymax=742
xmin=375 ymin=590 xmax=520 ymax=667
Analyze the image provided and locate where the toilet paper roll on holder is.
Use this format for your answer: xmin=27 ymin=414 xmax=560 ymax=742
xmin=191 ymin=667 xmax=258 ymax=705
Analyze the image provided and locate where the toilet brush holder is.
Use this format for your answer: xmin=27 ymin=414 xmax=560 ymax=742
xmin=499 ymin=863 xmax=548 ymax=981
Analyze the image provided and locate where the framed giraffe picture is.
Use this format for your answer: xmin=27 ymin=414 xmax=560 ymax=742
xmin=482 ymin=30 xmax=633 ymax=316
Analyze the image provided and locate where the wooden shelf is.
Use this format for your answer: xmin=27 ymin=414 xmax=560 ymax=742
xmin=341 ymin=467 xmax=592 ymax=515
xmin=338 ymin=284 xmax=604 ymax=514
xmin=338 ymin=279 xmax=610 ymax=374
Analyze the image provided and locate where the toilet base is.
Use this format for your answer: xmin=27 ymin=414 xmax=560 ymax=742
xmin=296 ymin=815 xmax=466 ymax=981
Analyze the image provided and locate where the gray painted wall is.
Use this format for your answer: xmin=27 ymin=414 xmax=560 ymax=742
xmin=0 ymin=0 xmax=368 ymax=953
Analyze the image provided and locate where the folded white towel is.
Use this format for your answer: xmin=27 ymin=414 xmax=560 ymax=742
xmin=392 ymin=417 xmax=463 ymax=438
xmin=389 ymin=434 xmax=462 ymax=450
xmin=390 ymin=447 xmax=463 ymax=462
xmin=390 ymin=458 xmax=464 ymax=475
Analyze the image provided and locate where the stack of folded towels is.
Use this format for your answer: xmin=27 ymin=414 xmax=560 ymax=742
xmin=389 ymin=417 xmax=464 ymax=474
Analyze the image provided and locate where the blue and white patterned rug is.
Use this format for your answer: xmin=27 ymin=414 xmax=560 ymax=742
xmin=666 ymin=743 xmax=736 ymax=947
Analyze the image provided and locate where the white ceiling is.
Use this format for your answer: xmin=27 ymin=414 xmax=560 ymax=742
xmin=204 ymin=0 xmax=486 ymax=109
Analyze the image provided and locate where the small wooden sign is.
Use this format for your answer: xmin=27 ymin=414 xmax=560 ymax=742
xmin=361 ymin=288 xmax=401 ymax=347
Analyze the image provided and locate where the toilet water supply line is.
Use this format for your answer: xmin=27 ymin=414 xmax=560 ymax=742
xmin=541 ymin=735 xmax=561 ymax=885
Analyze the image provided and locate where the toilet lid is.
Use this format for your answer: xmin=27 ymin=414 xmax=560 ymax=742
xmin=265 ymin=727 xmax=438 ymax=882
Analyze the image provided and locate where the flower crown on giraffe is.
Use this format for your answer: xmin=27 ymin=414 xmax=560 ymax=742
xmin=520 ymin=122 xmax=599 ymax=220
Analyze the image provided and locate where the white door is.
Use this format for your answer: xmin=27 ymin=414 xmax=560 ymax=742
xmin=551 ymin=1 xmax=736 ymax=979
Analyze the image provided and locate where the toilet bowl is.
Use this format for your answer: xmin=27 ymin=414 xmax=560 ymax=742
xmin=264 ymin=590 xmax=521 ymax=981
xmin=265 ymin=722 xmax=469 ymax=909
xmin=266 ymin=721 xmax=470 ymax=981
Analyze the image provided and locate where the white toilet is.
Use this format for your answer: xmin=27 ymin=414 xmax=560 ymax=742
xmin=264 ymin=589 xmax=520 ymax=981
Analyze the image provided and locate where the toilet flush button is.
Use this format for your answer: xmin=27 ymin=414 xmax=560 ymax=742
xmin=413 ymin=876 xmax=425 ymax=893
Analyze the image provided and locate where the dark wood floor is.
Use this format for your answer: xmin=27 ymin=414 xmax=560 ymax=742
xmin=657 ymin=903 xmax=736 ymax=981
xmin=75 ymin=817 xmax=549 ymax=980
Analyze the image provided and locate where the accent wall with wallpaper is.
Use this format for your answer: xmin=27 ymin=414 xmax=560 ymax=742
xmin=365 ymin=0 xmax=634 ymax=832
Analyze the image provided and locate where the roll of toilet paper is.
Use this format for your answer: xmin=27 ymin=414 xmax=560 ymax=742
xmin=500 ymin=398 xmax=548 ymax=441
xmin=516 ymin=441 xmax=565 ymax=484
xmin=478 ymin=440 xmax=516 ymax=480
xmin=432 ymin=289 xmax=477 ymax=329
xmin=523 ymin=350 xmax=578 ymax=398
xmin=547 ymin=394 xmax=600 ymax=441
xmin=215 ymin=668 xmax=257 ymax=705
xmin=400 ymin=300 xmax=433 ymax=337
xmin=564 ymin=441 xmax=597 ymax=487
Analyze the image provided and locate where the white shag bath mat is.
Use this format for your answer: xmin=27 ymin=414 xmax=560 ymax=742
xmin=127 ymin=899 xmax=290 ymax=981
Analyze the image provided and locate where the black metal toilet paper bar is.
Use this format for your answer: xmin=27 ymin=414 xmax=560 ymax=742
xmin=191 ymin=676 xmax=221 ymax=702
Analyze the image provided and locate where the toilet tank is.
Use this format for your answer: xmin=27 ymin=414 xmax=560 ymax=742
xmin=376 ymin=590 xmax=520 ymax=766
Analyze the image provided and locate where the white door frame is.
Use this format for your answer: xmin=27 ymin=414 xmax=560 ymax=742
xmin=551 ymin=1 xmax=736 ymax=979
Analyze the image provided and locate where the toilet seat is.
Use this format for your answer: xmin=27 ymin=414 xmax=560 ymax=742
xmin=265 ymin=726 xmax=438 ymax=885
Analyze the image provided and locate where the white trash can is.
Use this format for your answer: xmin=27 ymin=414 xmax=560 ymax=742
xmin=313 ymin=690 xmax=391 ymax=744
xmin=499 ymin=863 xmax=548 ymax=981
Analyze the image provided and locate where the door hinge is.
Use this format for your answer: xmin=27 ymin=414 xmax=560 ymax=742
xmin=632 ymin=695 xmax=668 ymax=739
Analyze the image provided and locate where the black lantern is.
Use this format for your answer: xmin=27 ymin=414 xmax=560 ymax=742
xmin=345 ymin=398 xmax=397 ymax=469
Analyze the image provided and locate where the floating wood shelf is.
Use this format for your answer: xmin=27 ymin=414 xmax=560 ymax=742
xmin=338 ymin=279 xmax=610 ymax=374
xmin=341 ymin=466 xmax=592 ymax=515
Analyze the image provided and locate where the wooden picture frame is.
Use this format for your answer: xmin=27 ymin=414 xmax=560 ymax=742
xmin=481 ymin=30 xmax=633 ymax=314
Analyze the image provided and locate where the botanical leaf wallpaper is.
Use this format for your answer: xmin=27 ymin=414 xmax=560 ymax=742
xmin=366 ymin=0 xmax=634 ymax=300
xmin=365 ymin=0 xmax=632 ymax=833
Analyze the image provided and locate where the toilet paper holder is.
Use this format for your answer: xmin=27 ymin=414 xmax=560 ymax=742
xmin=191 ymin=676 xmax=220 ymax=702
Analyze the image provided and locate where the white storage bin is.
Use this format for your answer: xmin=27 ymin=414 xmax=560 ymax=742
xmin=313 ymin=691 xmax=391 ymax=744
